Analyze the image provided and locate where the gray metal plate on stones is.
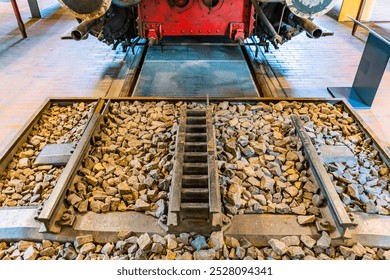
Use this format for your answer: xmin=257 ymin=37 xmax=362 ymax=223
xmin=133 ymin=46 xmax=259 ymax=97
xmin=319 ymin=145 xmax=357 ymax=164
xmin=34 ymin=143 xmax=76 ymax=166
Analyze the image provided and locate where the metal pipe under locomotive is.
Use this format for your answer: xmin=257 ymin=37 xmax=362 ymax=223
xmin=59 ymin=0 xmax=336 ymax=49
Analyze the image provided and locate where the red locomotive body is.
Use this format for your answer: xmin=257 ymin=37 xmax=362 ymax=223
xmin=137 ymin=0 xmax=254 ymax=43
xmin=58 ymin=0 xmax=337 ymax=50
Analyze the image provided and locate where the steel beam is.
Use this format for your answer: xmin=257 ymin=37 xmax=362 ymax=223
xmin=167 ymin=108 xmax=186 ymax=227
xmin=27 ymin=0 xmax=41 ymax=18
xmin=291 ymin=116 xmax=357 ymax=235
xmin=10 ymin=0 xmax=27 ymax=38
xmin=37 ymin=100 xmax=105 ymax=233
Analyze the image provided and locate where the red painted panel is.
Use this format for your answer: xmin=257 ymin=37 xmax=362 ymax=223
xmin=138 ymin=0 xmax=254 ymax=41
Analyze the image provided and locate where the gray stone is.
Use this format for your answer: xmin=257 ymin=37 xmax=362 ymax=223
xmin=239 ymin=237 xmax=252 ymax=249
xmin=191 ymin=235 xmax=209 ymax=251
xmin=152 ymin=234 xmax=167 ymax=246
xmin=285 ymin=186 xmax=299 ymax=197
xmin=115 ymin=240 xmax=127 ymax=251
xmin=260 ymin=176 xmax=275 ymax=192
xmin=67 ymin=194 xmax=82 ymax=206
xmin=303 ymin=181 xmax=318 ymax=193
xmin=117 ymin=231 xmax=133 ymax=240
xmin=225 ymin=237 xmax=240 ymax=248
xmin=276 ymin=203 xmax=290 ymax=214
xmin=90 ymin=200 xmax=104 ymax=213
xmin=135 ymin=199 xmax=150 ymax=211
xmin=352 ymin=243 xmax=366 ymax=258
xmin=229 ymin=118 xmax=239 ymax=127
xmin=80 ymin=243 xmax=96 ymax=254
xmin=128 ymin=244 xmax=138 ymax=255
xmin=193 ymin=249 xmax=216 ymax=260
xmin=137 ymin=233 xmax=152 ymax=251
xmin=23 ymin=246 xmax=38 ymax=260
xmin=316 ymin=231 xmax=331 ymax=249
xmin=134 ymin=249 xmax=147 ymax=260
xmin=238 ymin=136 xmax=249 ymax=147
xmin=118 ymin=201 xmax=127 ymax=211
xmin=20 ymin=150 xmax=35 ymax=158
xmin=300 ymin=235 xmax=316 ymax=249
xmin=339 ymin=246 xmax=354 ymax=258
xmin=18 ymin=158 xmax=29 ymax=168
xmin=268 ymin=239 xmax=288 ymax=256
xmin=271 ymin=193 xmax=283 ymax=205
xmin=286 ymin=151 xmax=299 ymax=161
xmin=166 ymin=236 xmax=177 ymax=250
xmin=10 ymin=249 xmax=21 ymax=259
xmin=253 ymin=194 xmax=267 ymax=205
xmin=151 ymin=243 xmax=164 ymax=254
xmin=30 ymin=194 xmax=41 ymax=203
xmin=383 ymin=250 xmax=390 ymax=260
xmin=236 ymin=247 xmax=246 ymax=259
xmin=18 ymin=241 xmax=35 ymax=252
xmin=63 ymin=248 xmax=78 ymax=260
xmin=225 ymin=142 xmax=237 ymax=156
xmin=85 ymin=176 xmax=98 ymax=186
xmin=297 ymin=215 xmax=316 ymax=225
xmin=280 ymin=236 xmax=300 ymax=247
xmin=242 ymin=146 xmax=255 ymax=157
xmin=101 ymin=243 xmax=115 ymax=255
xmin=312 ymin=194 xmax=324 ymax=207
xmin=227 ymin=185 xmax=243 ymax=207
xmin=289 ymin=246 xmax=305 ymax=259
xmin=247 ymin=177 xmax=260 ymax=187
xmin=40 ymin=247 xmax=55 ymax=257
xmin=177 ymin=252 xmax=193 ymax=260
xmin=208 ymin=231 xmax=224 ymax=250
xmin=243 ymin=167 xmax=256 ymax=177
xmin=177 ymin=233 xmax=190 ymax=245
xmin=42 ymin=240 xmax=52 ymax=249
xmin=78 ymin=200 xmax=89 ymax=213
xmin=124 ymin=236 xmax=138 ymax=244
xmin=365 ymin=201 xmax=377 ymax=214
xmin=155 ymin=199 xmax=165 ymax=218
xmin=75 ymin=235 xmax=93 ymax=248
xmin=291 ymin=204 xmax=306 ymax=215
xmin=118 ymin=182 xmax=132 ymax=195
xmin=362 ymin=254 xmax=374 ymax=260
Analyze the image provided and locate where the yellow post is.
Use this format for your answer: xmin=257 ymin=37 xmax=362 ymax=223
xmin=338 ymin=0 xmax=377 ymax=22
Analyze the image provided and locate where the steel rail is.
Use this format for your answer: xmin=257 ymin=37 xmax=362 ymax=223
xmin=291 ymin=116 xmax=357 ymax=233
xmin=206 ymin=106 xmax=222 ymax=227
xmin=37 ymin=100 xmax=106 ymax=233
xmin=167 ymin=108 xmax=186 ymax=227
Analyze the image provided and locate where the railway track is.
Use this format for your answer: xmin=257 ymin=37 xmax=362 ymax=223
xmin=1 ymin=97 xmax=390 ymax=260
xmin=167 ymin=107 xmax=222 ymax=233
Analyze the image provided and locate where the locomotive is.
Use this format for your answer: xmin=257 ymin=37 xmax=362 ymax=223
xmin=59 ymin=0 xmax=336 ymax=50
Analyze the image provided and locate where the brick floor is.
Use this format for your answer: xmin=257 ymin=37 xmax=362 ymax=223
xmin=0 ymin=0 xmax=126 ymax=151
